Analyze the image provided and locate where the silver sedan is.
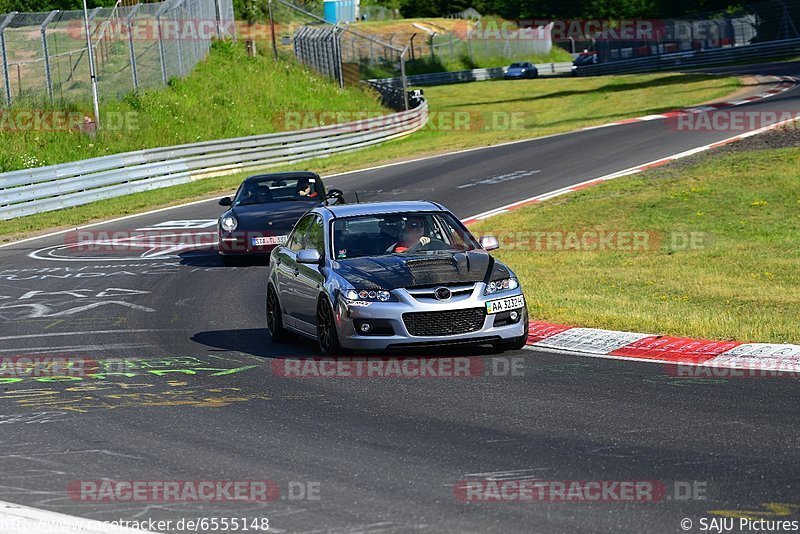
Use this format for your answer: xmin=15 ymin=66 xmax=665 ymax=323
xmin=266 ymin=201 xmax=528 ymax=354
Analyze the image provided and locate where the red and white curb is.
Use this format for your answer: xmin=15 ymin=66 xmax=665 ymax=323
xmin=524 ymin=321 xmax=800 ymax=371
xmin=461 ymin=77 xmax=800 ymax=370
xmin=581 ymin=75 xmax=799 ymax=130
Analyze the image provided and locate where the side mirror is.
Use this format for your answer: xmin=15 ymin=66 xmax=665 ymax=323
xmin=297 ymin=249 xmax=322 ymax=264
xmin=219 ymin=197 xmax=232 ymax=207
xmin=479 ymin=235 xmax=500 ymax=251
xmin=324 ymin=189 xmax=345 ymax=205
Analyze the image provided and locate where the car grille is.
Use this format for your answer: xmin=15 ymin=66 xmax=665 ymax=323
xmin=403 ymin=307 xmax=486 ymax=337
xmin=405 ymin=283 xmax=476 ymax=301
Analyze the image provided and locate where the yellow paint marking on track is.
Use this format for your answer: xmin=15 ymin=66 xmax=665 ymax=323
xmin=709 ymin=503 xmax=800 ymax=520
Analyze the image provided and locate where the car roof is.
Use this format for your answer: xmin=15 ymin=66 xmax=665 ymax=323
xmin=322 ymin=200 xmax=445 ymax=219
xmin=244 ymin=171 xmax=320 ymax=182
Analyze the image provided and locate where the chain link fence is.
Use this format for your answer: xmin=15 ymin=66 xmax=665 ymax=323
xmin=277 ymin=0 xmax=409 ymax=105
xmin=0 ymin=0 xmax=235 ymax=107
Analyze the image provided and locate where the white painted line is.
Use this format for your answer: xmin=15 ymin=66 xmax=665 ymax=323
xmin=0 ymin=499 xmax=160 ymax=533
xmin=0 ymin=329 xmax=176 ymax=341
xmin=0 ymin=343 xmax=152 ymax=353
xmin=462 ymin=114 xmax=800 ymax=223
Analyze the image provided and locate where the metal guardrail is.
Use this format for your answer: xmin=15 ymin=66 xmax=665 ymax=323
xmin=370 ymin=62 xmax=574 ymax=87
xmin=576 ymin=38 xmax=800 ymax=76
xmin=0 ymin=98 xmax=428 ymax=220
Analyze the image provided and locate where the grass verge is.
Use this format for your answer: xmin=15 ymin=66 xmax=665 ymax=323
xmin=0 ymin=71 xmax=741 ymax=242
xmin=0 ymin=40 xmax=386 ymax=172
xmin=470 ymin=143 xmax=800 ymax=343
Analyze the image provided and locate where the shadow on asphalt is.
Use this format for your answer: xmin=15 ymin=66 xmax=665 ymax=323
xmin=192 ymin=328 xmax=499 ymax=359
xmin=178 ymin=249 xmax=270 ymax=268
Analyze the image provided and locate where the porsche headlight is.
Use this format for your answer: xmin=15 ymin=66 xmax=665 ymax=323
xmin=484 ymin=277 xmax=519 ymax=295
xmin=345 ymin=289 xmax=392 ymax=302
xmin=221 ymin=216 xmax=238 ymax=232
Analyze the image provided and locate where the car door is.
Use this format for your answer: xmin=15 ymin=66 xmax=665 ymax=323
xmin=274 ymin=214 xmax=314 ymax=329
xmin=293 ymin=215 xmax=326 ymax=334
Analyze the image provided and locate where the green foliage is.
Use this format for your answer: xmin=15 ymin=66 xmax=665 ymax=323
xmin=0 ymin=42 xmax=385 ymax=172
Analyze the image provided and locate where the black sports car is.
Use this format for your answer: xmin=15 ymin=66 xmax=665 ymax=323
xmin=217 ymin=171 xmax=342 ymax=265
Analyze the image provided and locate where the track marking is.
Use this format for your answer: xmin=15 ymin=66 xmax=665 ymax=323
xmin=0 ymin=499 xmax=159 ymax=533
xmin=0 ymin=329 xmax=176 ymax=341
xmin=462 ymin=111 xmax=800 ymax=224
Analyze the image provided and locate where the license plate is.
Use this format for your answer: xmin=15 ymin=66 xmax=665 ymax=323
xmin=485 ymin=295 xmax=525 ymax=314
xmin=252 ymin=235 xmax=287 ymax=246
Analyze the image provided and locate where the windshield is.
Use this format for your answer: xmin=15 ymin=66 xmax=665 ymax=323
xmin=510 ymin=62 xmax=525 ymax=68
xmin=332 ymin=212 xmax=480 ymax=260
xmin=234 ymin=176 xmax=320 ymax=205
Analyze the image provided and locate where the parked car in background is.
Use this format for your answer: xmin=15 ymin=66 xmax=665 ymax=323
xmin=572 ymin=51 xmax=599 ymax=74
xmin=503 ymin=62 xmax=539 ymax=79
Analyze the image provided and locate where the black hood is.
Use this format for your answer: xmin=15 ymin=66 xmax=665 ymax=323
xmin=333 ymin=251 xmax=512 ymax=290
xmin=228 ymin=200 xmax=316 ymax=230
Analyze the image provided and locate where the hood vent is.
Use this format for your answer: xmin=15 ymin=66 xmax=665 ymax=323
xmin=405 ymin=257 xmax=459 ymax=285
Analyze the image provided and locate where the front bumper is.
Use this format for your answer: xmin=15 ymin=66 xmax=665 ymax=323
xmin=218 ymin=231 xmax=287 ymax=255
xmin=333 ymin=284 xmax=527 ymax=350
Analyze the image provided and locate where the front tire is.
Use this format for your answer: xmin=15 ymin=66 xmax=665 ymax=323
xmin=493 ymin=332 xmax=529 ymax=352
xmin=266 ymin=284 xmax=288 ymax=343
xmin=493 ymin=309 xmax=529 ymax=352
xmin=316 ymin=298 xmax=342 ymax=356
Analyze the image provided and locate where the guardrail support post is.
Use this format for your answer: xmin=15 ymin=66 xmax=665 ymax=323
xmin=126 ymin=4 xmax=141 ymax=91
xmin=175 ymin=3 xmax=185 ymax=77
xmin=213 ymin=0 xmax=222 ymax=38
xmin=40 ymin=10 xmax=59 ymax=102
xmin=334 ymin=26 xmax=344 ymax=88
xmin=155 ymin=3 xmax=170 ymax=84
xmin=0 ymin=12 xmax=16 ymax=107
xmin=400 ymin=45 xmax=408 ymax=110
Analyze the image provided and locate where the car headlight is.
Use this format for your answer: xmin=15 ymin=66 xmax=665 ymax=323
xmin=221 ymin=216 xmax=238 ymax=232
xmin=484 ymin=277 xmax=519 ymax=295
xmin=345 ymin=289 xmax=392 ymax=302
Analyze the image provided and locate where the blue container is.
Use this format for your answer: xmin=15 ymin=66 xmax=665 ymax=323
xmin=323 ymin=0 xmax=358 ymax=24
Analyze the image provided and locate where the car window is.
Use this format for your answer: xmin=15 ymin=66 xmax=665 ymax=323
xmin=332 ymin=211 xmax=479 ymax=259
xmin=234 ymin=176 xmax=321 ymax=205
xmin=287 ymin=214 xmax=314 ymax=252
xmin=304 ymin=216 xmax=325 ymax=254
